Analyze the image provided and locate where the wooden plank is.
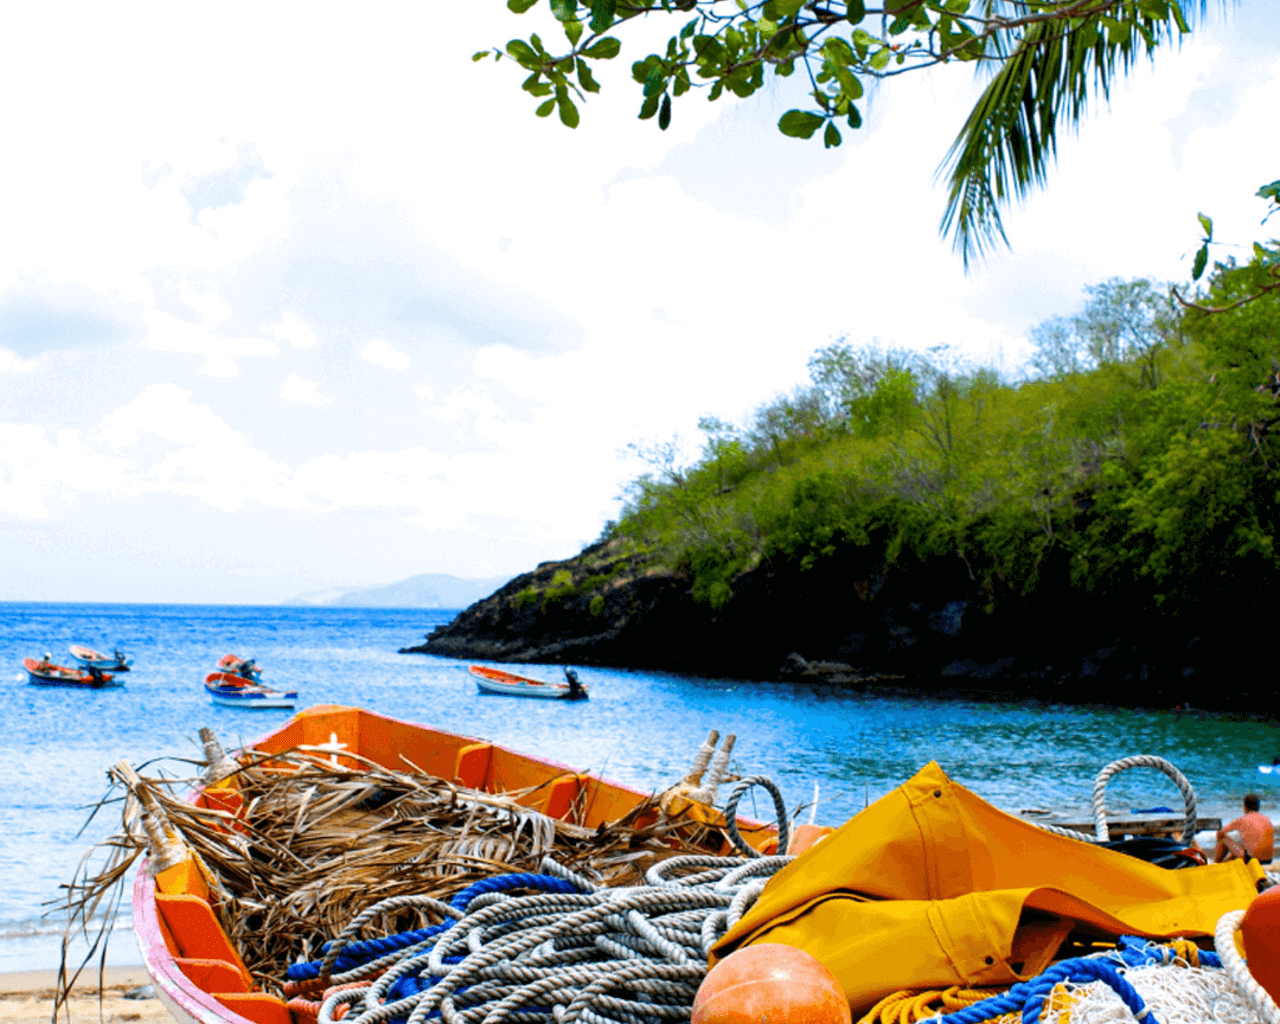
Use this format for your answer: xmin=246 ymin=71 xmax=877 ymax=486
xmin=1050 ymin=816 xmax=1221 ymax=838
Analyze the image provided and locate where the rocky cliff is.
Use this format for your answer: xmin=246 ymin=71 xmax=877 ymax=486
xmin=401 ymin=539 xmax=1269 ymax=711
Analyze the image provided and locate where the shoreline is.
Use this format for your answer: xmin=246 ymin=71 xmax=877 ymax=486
xmin=0 ymin=967 xmax=169 ymax=1024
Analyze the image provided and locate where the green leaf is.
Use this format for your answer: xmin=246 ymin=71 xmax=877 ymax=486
xmin=582 ymin=36 xmax=621 ymax=59
xmin=846 ymin=104 xmax=862 ymax=129
xmin=1197 ymin=212 xmax=1213 ymax=241
xmin=847 ymin=0 xmax=866 ymax=24
xmin=558 ymin=93 xmax=580 ymax=127
xmin=589 ymin=0 xmax=616 ymax=33
xmin=1257 ymin=180 xmax=1280 ymax=204
xmin=658 ymin=93 xmax=672 ymax=130
xmin=1192 ymin=243 xmax=1208 ymax=281
xmin=824 ymin=121 xmax=842 ymax=148
xmin=536 ymin=98 xmax=556 ymax=117
xmin=639 ymin=92 xmax=661 ymax=119
xmin=870 ymin=46 xmax=890 ymax=70
xmin=644 ymin=63 xmax=665 ymax=96
xmin=472 ymin=50 xmax=491 ymax=62
xmin=778 ymin=109 xmax=824 ymax=139
xmin=576 ymin=58 xmax=601 ymax=92
xmin=775 ymin=0 xmax=804 ymax=15
xmin=549 ymin=0 xmax=577 ymax=20
xmin=507 ymin=0 xmax=539 ymax=11
xmin=507 ymin=39 xmax=538 ymax=62
xmin=564 ymin=17 xmax=583 ymax=45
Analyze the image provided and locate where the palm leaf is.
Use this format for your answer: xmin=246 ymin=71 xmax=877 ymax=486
xmin=940 ymin=2 xmax=1214 ymax=269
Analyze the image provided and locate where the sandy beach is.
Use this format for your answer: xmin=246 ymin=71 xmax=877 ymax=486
xmin=0 ymin=968 xmax=171 ymax=1024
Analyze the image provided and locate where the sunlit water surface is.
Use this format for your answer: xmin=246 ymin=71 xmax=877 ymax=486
xmin=2 ymin=601 xmax=1277 ymax=970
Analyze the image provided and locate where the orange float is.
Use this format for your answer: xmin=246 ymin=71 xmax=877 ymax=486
xmin=692 ymin=943 xmax=851 ymax=1024
xmin=1242 ymin=884 xmax=1280 ymax=1002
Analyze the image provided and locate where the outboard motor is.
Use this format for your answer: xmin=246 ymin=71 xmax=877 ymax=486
xmin=564 ymin=668 xmax=586 ymax=700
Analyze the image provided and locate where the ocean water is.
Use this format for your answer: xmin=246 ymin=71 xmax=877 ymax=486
xmin=2 ymin=600 xmax=1278 ymax=971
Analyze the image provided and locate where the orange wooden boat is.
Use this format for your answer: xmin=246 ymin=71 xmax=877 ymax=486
xmin=133 ymin=705 xmax=776 ymax=1024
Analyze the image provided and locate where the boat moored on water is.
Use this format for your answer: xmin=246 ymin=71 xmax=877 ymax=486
xmin=204 ymin=671 xmax=298 ymax=709
xmin=470 ymin=664 xmax=589 ymax=699
xmin=24 ymin=656 xmax=121 ymax=688
xmin=69 ymin=644 xmax=133 ymax=671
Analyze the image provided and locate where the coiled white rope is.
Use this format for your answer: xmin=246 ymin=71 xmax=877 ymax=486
xmin=313 ymin=774 xmax=794 ymax=1024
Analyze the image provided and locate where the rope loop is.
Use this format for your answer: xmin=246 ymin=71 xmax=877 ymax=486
xmin=1092 ymin=755 xmax=1197 ymax=843
xmin=722 ymin=775 xmax=790 ymax=858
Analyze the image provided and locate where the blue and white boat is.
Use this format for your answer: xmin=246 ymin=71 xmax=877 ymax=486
xmin=204 ymin=671 xmax=297 ymax=709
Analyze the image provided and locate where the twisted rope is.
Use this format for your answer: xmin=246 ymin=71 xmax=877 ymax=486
xmin=1031 ymin=755 xmax=1198 ymax=845
xmin=1215 ymin=909 xmax=1280 ymax=1024
xmin=303 ymin=775 xmax=794 ymax=1024
xmin=1092 ymin=756 xmax=1197 ymax=843
xmin=721 ymin=776 xmax=789 ymax=858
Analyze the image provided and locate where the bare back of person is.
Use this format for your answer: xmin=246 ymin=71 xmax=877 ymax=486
xmin=1216 ymin=806 xmax=1275 ymax=864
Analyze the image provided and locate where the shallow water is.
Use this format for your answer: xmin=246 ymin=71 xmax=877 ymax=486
xmin=2 ymin=601 xmax=1277 ymax=970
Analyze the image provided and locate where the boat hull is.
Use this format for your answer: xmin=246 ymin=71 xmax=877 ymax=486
xmin=208 ymin=692 xmax=298 ymax=709
xmin=204 ymin=672 xmax=297 ymax=709
xmin=132 ymin=705 xmax=775 ymax=1024
xmin=470 ymin=664 xmax=588 ymax=699
xmin=24 ymin=658 xmax=121 ymax=688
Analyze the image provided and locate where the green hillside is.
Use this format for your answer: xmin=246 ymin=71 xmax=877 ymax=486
xmin=611 ymin=268 xmax=1280 ymax=627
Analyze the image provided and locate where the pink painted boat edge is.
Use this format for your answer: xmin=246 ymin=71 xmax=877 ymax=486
xmin=132 ymin=860 xmax=257 ymax=1024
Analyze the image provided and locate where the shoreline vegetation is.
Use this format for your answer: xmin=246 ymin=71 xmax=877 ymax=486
xmin=406 ymin=269 xmax=1280 ymax=712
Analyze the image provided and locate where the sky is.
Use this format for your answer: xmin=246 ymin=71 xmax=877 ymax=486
xmin=0 ymin=3 xmax=1277 ymax=604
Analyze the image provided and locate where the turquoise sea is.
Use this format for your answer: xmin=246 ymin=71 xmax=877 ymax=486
xmin=2 ymin=601 xmax=1278 ymax=971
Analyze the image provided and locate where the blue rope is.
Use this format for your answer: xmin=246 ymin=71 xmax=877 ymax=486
xmin=933 ymin=936 xmax=1221 ymax=1024
xmin=285 ymin=873 xmax=582 ymax=982
xmin=935 ymin=959 xmax=1149 ymax=1024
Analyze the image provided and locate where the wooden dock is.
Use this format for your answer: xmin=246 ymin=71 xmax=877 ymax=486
xmin=1048 ymin=816 xmax=1221 ymax=840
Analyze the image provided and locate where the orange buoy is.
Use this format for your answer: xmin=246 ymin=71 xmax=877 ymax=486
xmin=1242 ymin=885 xmax=1280 ymax=1002
xmin=693 ymin=943 xmax=851 ymax=1024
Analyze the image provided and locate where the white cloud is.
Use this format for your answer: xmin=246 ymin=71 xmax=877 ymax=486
xmin=0 ymin=424 xmax=135 ymax=517
xmin=97 ymin=384 xmax=305 ymax=512
xmin=272 ymin=312 xmax=317 ymax=350
xmin=361 ymin=339 xmax=410 ymax=371
xmin=280 ymin=372 xmax=329 ymax=406
xmin=415 ymin=383 xmax=434 ymax=399
xmin=143 ymin=309 xmax=278 ymax=377
xmin=0 ymin=348 xmax=37 ymax=372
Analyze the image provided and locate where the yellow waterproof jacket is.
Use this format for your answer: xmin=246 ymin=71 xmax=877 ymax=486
xmin=712 ymin=763 xmax=1262 ymax=1014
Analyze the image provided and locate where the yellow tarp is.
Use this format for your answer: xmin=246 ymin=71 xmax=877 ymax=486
xmin=712 ymin=762 xmax=1262 ymax=1014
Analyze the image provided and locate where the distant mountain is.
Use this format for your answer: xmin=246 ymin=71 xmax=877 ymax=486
xmin=289 ymin=573 xmax=509 ymax=609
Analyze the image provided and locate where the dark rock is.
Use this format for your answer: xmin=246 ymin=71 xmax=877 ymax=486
xmin=399 ymin=537 xmax=1270 ymax=711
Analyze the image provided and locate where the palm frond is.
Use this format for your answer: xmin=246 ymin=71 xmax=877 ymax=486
xmin=940 ymin=2 xmax=1216 ymax=270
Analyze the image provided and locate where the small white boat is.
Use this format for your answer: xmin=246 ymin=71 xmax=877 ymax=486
xmin=204 ymin=672 xmax=297 ymax=709
xmin=469 ymin=664 xmax=588 ymax=700
xmin=69 ymin=644 xmax=132 ymax=671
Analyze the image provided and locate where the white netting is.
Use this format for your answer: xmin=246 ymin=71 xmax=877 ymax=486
xmin=1039 ymin=965 xmax=1261 ymax=1024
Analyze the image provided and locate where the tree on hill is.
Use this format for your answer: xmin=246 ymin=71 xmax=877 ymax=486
xmin=480 ymin=1 xmax=1220 ymax=264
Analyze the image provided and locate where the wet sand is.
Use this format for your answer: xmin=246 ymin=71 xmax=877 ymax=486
xmin=0 ymin=969 xmax=171 ymax=1024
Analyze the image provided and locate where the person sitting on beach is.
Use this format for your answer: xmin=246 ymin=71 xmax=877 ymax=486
xmin=1214 ymin=793 xmax=1274 ymax=864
